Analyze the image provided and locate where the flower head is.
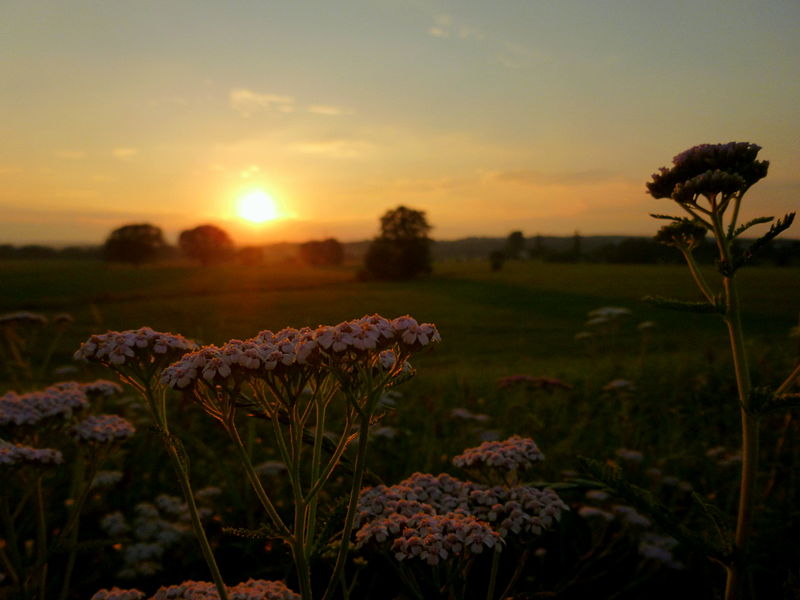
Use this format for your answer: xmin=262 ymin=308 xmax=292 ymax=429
xmin=654 ymin=220 xmax=707 ymax=250
xmin=647 ymin=142 xmax=768 ymax=205
xmin=452 ymin=435 xmax=545 ymax=472
xmin=0 ymin=384 xmax=88 ymax=426
xmin=0 ymin=441 xmax=63 ymax=467
xmin=72 ymin=414 xmax=136 ymax=443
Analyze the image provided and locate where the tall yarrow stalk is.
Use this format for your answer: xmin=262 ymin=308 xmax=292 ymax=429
xmin=646 ymin=142 xmax=796 ymax=600
xmin=73 ymin=328 xmax=231 ymax=600
xmin=78 ymin=315 xmax=439 ymax=600
xmin=160 ymin=314 xmax=440 ymax=600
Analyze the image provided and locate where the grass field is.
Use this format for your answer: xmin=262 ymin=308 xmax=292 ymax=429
xmin=2 ymin=257 xmax=799 ymax=599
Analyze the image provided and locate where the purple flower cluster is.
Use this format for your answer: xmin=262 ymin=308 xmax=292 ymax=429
xmin=359 ymin=512 xmax=500 ymax=565
xmin=160 ymin=315 xmax=439 ymax=391
xmin=356 ymin=458 xmax=568 ymax=564
xmin=0 ymin=441 xmax=63 ymax=466
xmin=0 ymin=383 xmax=88 ymax=426
xmin=646 ymin=142 xmax=768 ymax=204
xmin=90 ymin=589 xmax=145 ymax=600
xmin=146 ymin=578 xmax=299 ymax=600
xmin=75 ymin=327 xmax=197 ymax=368
xmin=452 ymin=435 xmax=544 ymax=472
xmin=72 ymin=414 xmax=136 ymax=443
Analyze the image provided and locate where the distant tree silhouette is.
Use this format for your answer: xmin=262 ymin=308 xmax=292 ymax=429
xmin=505 ymin=231 xmax=526 ymax=259
xmin=362 ymin=205 xmax=432 ymax=280
xmin=178 ymin=224 xmax=235 ymax=265
xmin=103 ymin=223 xmax=166 ymax=265
xmin=298 ymin=238 xmax=344 ymax=266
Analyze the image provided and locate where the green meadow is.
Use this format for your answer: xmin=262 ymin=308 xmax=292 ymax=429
xmin=2 ymin=257 xmax=799 ymax=598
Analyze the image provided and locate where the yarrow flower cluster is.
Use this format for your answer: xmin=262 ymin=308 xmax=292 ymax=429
xmin=452 ymin=435 xmax=544 ymax=472
xmin=0 ymin=383 xmax=88 ymax=426
xmin=371 ymin=512 xmax=500 ymax=565
xmin=0 ymin=440 xmax=63 ymax=466
xmin=75 ymin=327 xmax=197 ymax=369
xmin=91 ymin=579 xmax=299 ymax=600
xmin=356 ymin=440 xmax=567 ymax=566
xmin=160 ymin=314 xmax=440 ymax=392
xmin=72 ymin=414 xmax=136 ymax=443
xmin=646 ymin=142 xmax=769 ymax=204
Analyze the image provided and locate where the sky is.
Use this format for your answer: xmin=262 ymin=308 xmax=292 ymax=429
xmin=2 ymin=0 xmax=799 ymax=246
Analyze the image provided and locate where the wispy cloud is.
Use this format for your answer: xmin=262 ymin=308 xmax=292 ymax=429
xmin=307 ymin=104 xmax=353 ymax=116
xmin=428 ymin=14 xmax=484 ymax=41
xmin=55 ymin=150 xmax=86 ymax=160
xmin=229 ymin=88 xmax=295 ymax=117
xmin=292 ymin=139 xmax=375 ymax=159
xmin=112 ymin=147 xmax=138 ymax=159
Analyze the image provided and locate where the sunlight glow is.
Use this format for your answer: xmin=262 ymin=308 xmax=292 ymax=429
xmin=237 ymin=189 xmax=280 ymax=223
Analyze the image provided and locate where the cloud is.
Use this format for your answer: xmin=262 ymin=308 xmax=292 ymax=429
xmin=307 ymin=104 xmax=353 ymax=116
xmin=229 ymin=88 xmax=295 ymax=117
xmin=55 ymin=150 xmax=86 ymax=160
xmin=112 ymin=147 xmax=138 ymax=159
xmin=292 ymin=139 xmax=375 ymax=159
xmin=428 ymin=14 xmax=484 ymax=40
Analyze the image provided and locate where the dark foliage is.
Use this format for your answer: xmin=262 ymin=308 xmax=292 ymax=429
xmin=298 ymin=238 xmax=344 ymax=266
xmin=178 ymin=224 xmax=235 ymax=265
xmin=361 ymin=206 xmax=432 ymax=280
xmin=505 ymin=230 xmax=526 ymax=259
xmin=103 ymin=223 xmax=166 ymax=265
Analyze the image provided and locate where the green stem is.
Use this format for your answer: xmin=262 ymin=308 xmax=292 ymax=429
xmin=485 ymin=545 xmax=501 ymax=600
xmin=712 ymin=216 xmax=756 ymax=600
xmin=321 ymin=411 xmax=372 ymax=600
xmin=57 ymin=457 xmax=97 ymax=600
xmin=35 ymin=477 xmax=48 ymax=600
xmin=0 ymin=495 xmax=23 ymax=597
xmin=165 ymin=439 xmax=230 ymax=600
xmin=681 ymin=249 xmax=716 ymax=305
xmin=224 ymin=420 xmax=290 ymax=537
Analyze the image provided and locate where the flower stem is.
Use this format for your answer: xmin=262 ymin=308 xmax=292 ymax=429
xmin=165 ymin=437 xmax=230 ymax=600
xmin=321 ymin=410 xmax=372 ymax=600
xmin=712 ymin=217 xmax=757 ymax=600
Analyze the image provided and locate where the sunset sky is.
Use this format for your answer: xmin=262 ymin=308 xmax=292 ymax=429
xmin=2 ymin=0 xmax=799 ymax=246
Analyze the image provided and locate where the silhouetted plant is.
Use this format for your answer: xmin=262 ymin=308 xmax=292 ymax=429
xmin=178 ymin=224 xmax=235 ymax=265
xmin=103 ymin=224 xmax=166 ymax=265
xmin=630 ymin=142 xmax=796 ymax=600
xmin=362 ymin=206 xmax=432 ymax=280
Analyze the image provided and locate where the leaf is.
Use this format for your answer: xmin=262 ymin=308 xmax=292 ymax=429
xmin=642 ymin=295 xmax=724 ymax=314
xmin=222 ymin=524 xmax=284 ymax=540
xmin=578 ymin=457 xmax=731 ymax=563
xmin=731 ymin=212 xmax=796 ymax=271
xmin=731 ymin=216 xmax=773 ymax=240
xmin=649 ymin=213 xmax=685 ymax=222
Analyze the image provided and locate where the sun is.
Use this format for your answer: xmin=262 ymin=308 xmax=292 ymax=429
xmin=237 ymin=190 xmax=279 ymax=223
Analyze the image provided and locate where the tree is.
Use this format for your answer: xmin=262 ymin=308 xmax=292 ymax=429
xmin=298 ymin=238 xmax=344 ymax=266
xmin=362 ymin=206 xmax=432 ymax=280
xmin=103 ymin=223 xmax=166 ymax=265
xmin=178 ymin=224 xmax=235 ymax=265
xmin=505 ymin=231 xmax=526 ymax=259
